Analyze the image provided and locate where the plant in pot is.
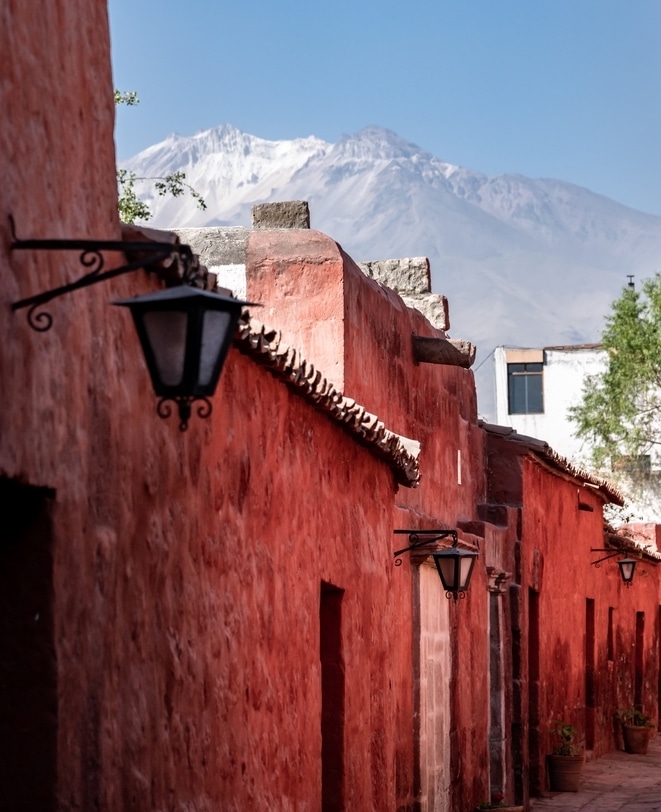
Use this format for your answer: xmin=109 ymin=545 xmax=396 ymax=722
xmin=618 ymin=707 xmax=655 ymax=755
xmin=547 ymin=721 xmax=584 ymax=792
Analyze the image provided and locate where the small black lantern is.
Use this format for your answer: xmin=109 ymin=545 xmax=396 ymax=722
xmin=9 ymin=220 xmax=259 ymax=430
xmin=114 ymin=285 xmax=253 ymax=430
xmin=393 ymin=529 xmax=480 ymax=601
xmin=591 ymin=547 xmax=640 ymax=586
xmin=431 ymin=545 xmax=479 ymax=600
xmin=617 ymin=557 xmax=637 ymax=586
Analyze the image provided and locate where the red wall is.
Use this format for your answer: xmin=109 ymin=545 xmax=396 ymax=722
xmin=7 ymin=2 xmax=656 ymax=808
xmin=246 ymin=226 xmax=491 ymax=810
xmin=245 ymin=229 xmax=485 ymax=531
xmin=126 ymin=352 xmax=404 ymax=810
xmin=1 ymin=37 xmax=492 ymax=799
xmin=485 ymin=432 xmax=661 ymax=803
xmin=0 ymin=4 xmax=418 ymax=806
xmin=520 ymin=457 xmax=659 ymax=790
xmin=2 ymin=306 xmax=416 ymax=808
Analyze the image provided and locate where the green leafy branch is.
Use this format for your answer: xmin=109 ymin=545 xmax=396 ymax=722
xmin=153 ymin=171 xmax=207 ymax=211
xmin=116 ymin=168 xmax=151 ymax=225
xmin=115 ymin=90 xmax=207 ymax=224
xmin=114 ymin=89 xmax=139 ymax=106
xmin=117 ymin=169 xmax=207 ymax=225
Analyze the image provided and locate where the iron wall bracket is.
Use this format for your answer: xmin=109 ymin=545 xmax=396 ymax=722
xmin=9 ymin=215 xmax=197 ymax=331
xmin=590 ymin=548 xmax=623 ymax=568
xmin=393 ymin=529 xmax=458 ymax=566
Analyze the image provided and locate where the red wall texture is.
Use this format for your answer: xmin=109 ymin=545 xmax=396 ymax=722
xmin=123 ymin=353 xmax=406 ymax=811
xmin=246 ymin=226 xmax=491 ymax=810
xmin=245 ymin=228 xmax=483 ymax=526
xmin=521 ymin=458 xmax=660 ymax=773
xmin=3 ymin=2 xmax=661 ymax=810
xmin=486 ymin=430 xmax=660 ymax=806
xmin=1 ymin=5 xmax=484 ymax=800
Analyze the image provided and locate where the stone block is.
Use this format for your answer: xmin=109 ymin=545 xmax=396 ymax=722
xmin=252 ymin=201 xmax=310 ymax=229
xmin=403 ymin=293 xmax=450 ymax=332
xmin=359 ymin=257 xmax=431 ymax=294
xmin=174 ymin=227 xmax=249 ymax=266
xmin=412 ymin=336 xmax=476 ymax=368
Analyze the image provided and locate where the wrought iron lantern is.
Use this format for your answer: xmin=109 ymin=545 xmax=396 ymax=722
xmin=431 ymin=545 xmax=479 ymax=599
xmin=9 ymin=216 xmax=255 ymax=429
xmin=591 ymin=547 xmax=639 ymax=586
xmin=617 ymin=557 xmax=637 ymax=586
xmin=393 ymin=529 xmax=480 ymax=601
xmin=113 ymin=285 xmax=251 ymax=430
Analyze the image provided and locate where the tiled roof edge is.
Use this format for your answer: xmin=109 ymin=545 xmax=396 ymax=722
xmin=480 ymin=422 xmax=624 ymax=504
xmin=233 ymin=314 xmax=421 ymax=488
xmin=603 ymin=527 xmax=661 ymax=562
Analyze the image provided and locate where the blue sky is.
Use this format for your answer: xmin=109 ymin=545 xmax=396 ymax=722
xmin=110 ymin=0 xmax=661 ymax=215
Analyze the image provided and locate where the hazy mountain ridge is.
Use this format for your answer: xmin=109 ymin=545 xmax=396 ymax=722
xmin=121 ymin=124 xmax=661 ymax=418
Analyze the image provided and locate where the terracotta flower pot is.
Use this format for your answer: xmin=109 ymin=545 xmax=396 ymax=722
xmin=622 ymin=724 xmax=654 ymax=754
xmin=547 ymin=753 xmax=584 ymax=792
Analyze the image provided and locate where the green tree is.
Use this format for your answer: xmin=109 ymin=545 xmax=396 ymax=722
xmin=570 ymin=274 xmax=661 ymax=469
xmin=115 ymin=91 xmax=207 ymax=224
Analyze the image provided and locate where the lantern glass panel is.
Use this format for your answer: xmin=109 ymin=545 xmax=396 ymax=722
xmin=459 ymin=555 xmax=475 ymax=588
xmin=618 ymin=559 xmax=636 ymax=583
xmin=142 ymin=309 xmax=188 ymax=387
xmin=436 ymin=556 xmax=458 ymax=591
xmin=199 ymin=309 xmax=232 ymax=387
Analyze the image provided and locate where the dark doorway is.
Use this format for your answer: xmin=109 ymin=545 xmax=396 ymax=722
xmin=585 ymin=599 xmax=596 ymax=750
xmin=320 ymin=582 xmax=345 ymax=812
xmin=657 ymin=607 xmax=661 ymax=727
xmin=528 ymin=589 xmax=542 ymax=795
xmin=0 ymin=476 xmax=57 ymax=811
xmin=635 ymin=611 xmax=645 ymax=710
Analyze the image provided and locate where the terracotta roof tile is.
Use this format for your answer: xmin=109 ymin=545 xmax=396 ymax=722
xmin=233 ymin=313 xmax=421 ymax=488
xmin=480 ymin=421 xmax=624 ymax=504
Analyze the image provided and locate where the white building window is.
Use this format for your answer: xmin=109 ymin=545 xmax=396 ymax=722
xmin=507 ymin=362 xmax=544 ymax=414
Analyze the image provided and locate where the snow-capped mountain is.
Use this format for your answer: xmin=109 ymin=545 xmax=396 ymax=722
xmin=121 ymin=124 xmax=661 ymax=418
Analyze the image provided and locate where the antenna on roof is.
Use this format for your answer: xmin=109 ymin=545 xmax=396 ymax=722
xmin=627 ymin=275 xmax=635 ymax=290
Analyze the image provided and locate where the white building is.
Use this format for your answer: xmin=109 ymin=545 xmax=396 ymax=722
xmin=494 ymin=344 xmax=606 ymax=466
xmin=494 ymin=343 xmax=661 ymax=521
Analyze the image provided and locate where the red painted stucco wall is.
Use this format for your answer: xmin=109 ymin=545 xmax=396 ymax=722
xmin=4 ymin=338 xmax=410 ymax=809
xmin=521 ymin=458 xmax=659 ymax=766
xmin=118 ymin=354 xmax=403 ymax=811
xmin=486 ymin=440 xmax=661 ymax=801
xmin=485 ymin=430 xmax=661 ymax=805
xmin=9 ymin=2 xmax=654 ymax=809
xmin=246 ymin=229 xmax=484 ymax=525
xmin=246 ymin=227 xmax=491 ymax=811
xmin=0 ymin=4 xmax=419 ymax=808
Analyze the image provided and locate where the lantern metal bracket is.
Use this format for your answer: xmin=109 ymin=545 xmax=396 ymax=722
xmin=394 ymin=528 xmax=480 ymax=601
xmin=157 ymin=395 xmax=213 ymax=433
xmin=591 ymin=548 xmax=639 ymax=586
xmin=9 ymin=215 xmax=197 ymax=331
xmin=590 ymin=548 xmax=624 ymax=568
xmin=393 ymin=529 xmax=458 ymax=566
